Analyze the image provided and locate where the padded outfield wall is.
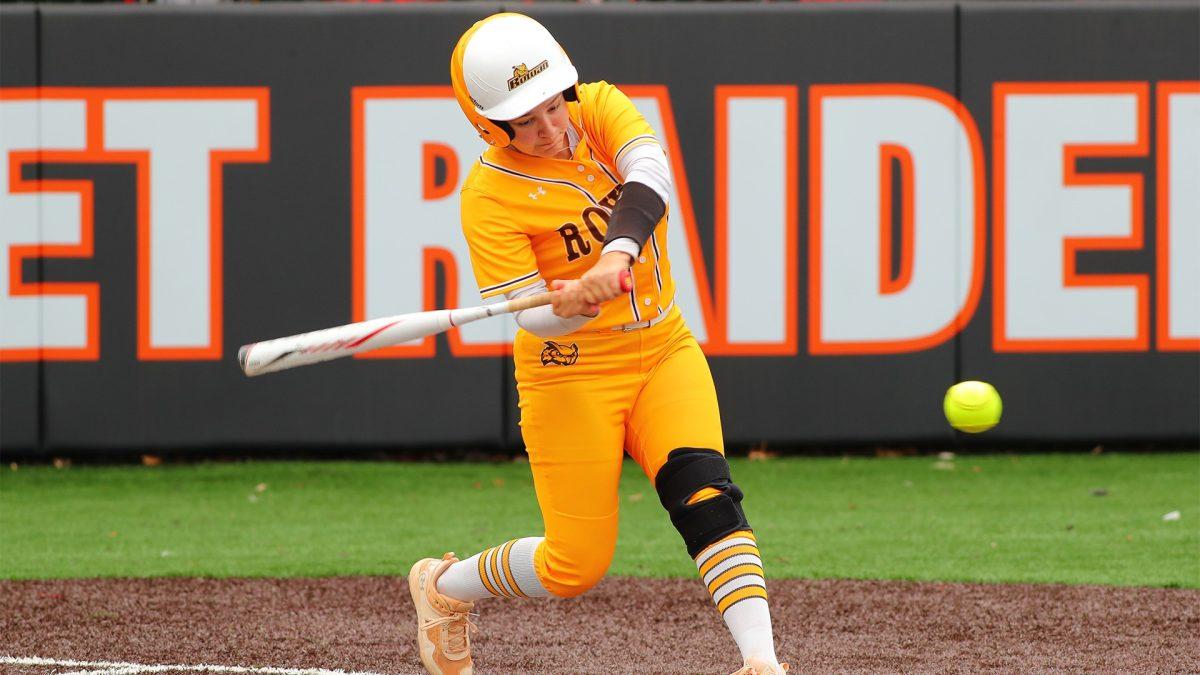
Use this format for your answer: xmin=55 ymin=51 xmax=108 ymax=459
xmin=0 ymin=2 xmax=1197 ymax=455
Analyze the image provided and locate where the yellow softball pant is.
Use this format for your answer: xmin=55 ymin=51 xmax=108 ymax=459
xmin=513 ymin=308 xmax=724 ymax=598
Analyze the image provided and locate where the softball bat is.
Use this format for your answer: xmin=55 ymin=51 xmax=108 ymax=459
xmin=239 ymin=270 xmax=632 ymax=377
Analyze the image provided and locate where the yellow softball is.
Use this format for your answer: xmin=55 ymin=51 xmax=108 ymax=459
xmin=943 ymin=381 xmax=1002 ymax=433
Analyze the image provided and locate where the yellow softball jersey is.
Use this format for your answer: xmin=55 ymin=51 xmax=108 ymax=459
xmin=460 ymin=81 xmax=675 ymax=331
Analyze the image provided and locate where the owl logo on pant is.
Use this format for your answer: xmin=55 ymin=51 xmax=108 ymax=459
xmin=540 ymin=341 xmax=579 ymax=366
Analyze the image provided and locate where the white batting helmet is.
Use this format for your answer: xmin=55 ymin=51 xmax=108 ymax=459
xmin=451 ymin=13 xmax=579 ymax=147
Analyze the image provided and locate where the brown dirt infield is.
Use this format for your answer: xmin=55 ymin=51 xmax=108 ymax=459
xmin=1 ymin=576 xmax=1196 ymax=674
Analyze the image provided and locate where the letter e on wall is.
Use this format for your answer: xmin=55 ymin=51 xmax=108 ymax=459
xmin=993 ymin=82 xmax=1149 ymax=352
xmin=1156 ymin=82 xmax=1200 ymax=351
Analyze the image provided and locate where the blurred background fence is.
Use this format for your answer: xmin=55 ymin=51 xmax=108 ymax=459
xmin=1 ymin=1 xmax=1197 ymax=457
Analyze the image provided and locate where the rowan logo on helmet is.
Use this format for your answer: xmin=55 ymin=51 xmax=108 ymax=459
xmin=540 ymin=340 xmax=579 ymax=366
xmin=508 ymin=60 xmax=549 ymax=91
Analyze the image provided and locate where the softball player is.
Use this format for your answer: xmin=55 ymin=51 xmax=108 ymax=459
xmin=408 ymin=13 xmax=787 ymax=675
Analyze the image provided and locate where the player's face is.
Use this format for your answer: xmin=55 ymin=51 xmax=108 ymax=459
xmin=508 ymin=93 xmax=570 ymax=159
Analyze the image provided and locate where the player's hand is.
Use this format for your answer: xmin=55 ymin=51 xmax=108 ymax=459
xmin=578 ymin=251 xmax=634 ymax=304
xmin=550 ymin=279 xmax=601 ymax=319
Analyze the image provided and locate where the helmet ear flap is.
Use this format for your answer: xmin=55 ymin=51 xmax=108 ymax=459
xmin=472 ymin=120 xmax=513 ymax=148
xmin=493 ymin=120 xmax=514 ymax=139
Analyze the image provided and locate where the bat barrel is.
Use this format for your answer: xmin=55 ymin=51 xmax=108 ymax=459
xmin=238 ymin=344 xmax=252 ymax=375
xmin=238 ymin=310 xmax=455 ymax=377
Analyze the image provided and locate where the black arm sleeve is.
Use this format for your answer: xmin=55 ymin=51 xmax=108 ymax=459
xmin=603 ymin=181 xmax=666 ymax=252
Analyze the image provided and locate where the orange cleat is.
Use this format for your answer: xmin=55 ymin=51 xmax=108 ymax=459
xmin=408 ymin=553 xmax=476 ymax=675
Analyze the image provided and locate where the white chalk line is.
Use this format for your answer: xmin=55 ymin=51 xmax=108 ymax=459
xmin=0 ymin=656 xmax=385 ymax=675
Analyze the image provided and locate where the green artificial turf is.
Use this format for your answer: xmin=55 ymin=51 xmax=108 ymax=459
xmin=1 ymin=453 xmax=1196 ymax=586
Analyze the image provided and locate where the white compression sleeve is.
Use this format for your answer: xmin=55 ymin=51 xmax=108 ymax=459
xmin=600 ymin=237 xmax=640 ymax=260
xmin=616 ymin=141 xmax=671 ymax=205
xmin=507 ymin=280 xmax=594 ymax=338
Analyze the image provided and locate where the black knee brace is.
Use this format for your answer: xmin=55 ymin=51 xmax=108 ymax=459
xmin=654 ymin=448 xmax=751 ymax=557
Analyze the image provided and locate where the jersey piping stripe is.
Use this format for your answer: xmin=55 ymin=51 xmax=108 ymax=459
xmin=614 ymin=134 xmax=660 ymax=163
xmin=480 ymin=269 xmax=540 ymax=296
xmin=596 ymin=143 xmax=642 ymax=323
xmin=478 ymin=157 xmax=600 ymax=207
xmin=649 ymin=232 xmax=664 ymax=295
xmin=626 ymin=269 xmax=641 ymax=322
xmin=609 ymin=145 xmax=642 ymax=324
xmin=589 ymin=147 xmax=621 ymax=184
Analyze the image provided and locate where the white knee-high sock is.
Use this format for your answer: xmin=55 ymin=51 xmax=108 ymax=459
xmin=436 ymin=536 xmax=551 ymax=602
xmin=695 ymin=530 xmax=782 ymax=668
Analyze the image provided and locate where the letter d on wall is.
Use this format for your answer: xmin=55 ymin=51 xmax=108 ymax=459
xmin=809 ymin=85 xmax=985 ymax=355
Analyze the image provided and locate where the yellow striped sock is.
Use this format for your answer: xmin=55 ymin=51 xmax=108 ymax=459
xmin=437 ymin=536 xmax=551 ymax=602
xmin=478 ymin=539 xmax=527 ymax=598
xmin=694 ymin=530 xmax=767 ymax=615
